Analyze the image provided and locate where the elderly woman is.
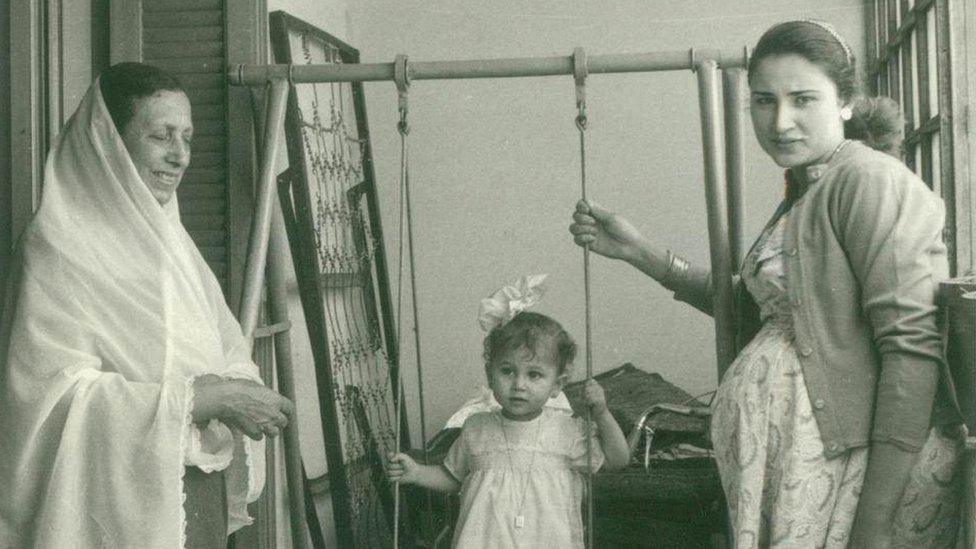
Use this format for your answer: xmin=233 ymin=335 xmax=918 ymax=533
xmin=0 ymin=63 xmax=293 ymax=547
xmin=570 ymin=21 xmax=962 ymax=548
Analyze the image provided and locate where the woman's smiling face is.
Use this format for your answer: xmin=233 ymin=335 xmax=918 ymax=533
xmin=120 ymin=90 xmax=193 ymax=205
xmin=749 ymin=53 xmax=849 ymax=168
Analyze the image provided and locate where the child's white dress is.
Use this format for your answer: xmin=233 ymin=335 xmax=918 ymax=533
xmin=443 ymin=407 xmax=604 ymax=548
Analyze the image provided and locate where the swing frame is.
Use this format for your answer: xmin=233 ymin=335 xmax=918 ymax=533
xmin=234 ymin=46 xmax=750 ymax=373
xmin=234 ymin=33 xmax=751 ymax=548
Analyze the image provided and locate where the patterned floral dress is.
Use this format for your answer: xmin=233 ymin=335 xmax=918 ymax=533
xmin=710 ymin=210 xmax=962 ymax=548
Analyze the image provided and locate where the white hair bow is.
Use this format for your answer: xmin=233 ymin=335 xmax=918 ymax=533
xmin=477 ymin=274 xmax=549 ymax=332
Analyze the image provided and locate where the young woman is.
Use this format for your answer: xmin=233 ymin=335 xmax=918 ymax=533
xmin=570 ymin=20 xmax=962 ymax=548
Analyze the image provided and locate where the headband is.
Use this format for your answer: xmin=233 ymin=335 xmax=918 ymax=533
xmin=477 ymin=274 xmax=548 ymax=332
xmin=801 ymin=19 xmax=854 ymax=64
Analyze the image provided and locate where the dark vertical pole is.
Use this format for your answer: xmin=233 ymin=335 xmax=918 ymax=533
xmin=696 ymin=59 xmax=736 ymax=379
xmin=878 ymin=0 xmax=890 ymax=96
xmin=866 ymin=0 xmax=879 ymax=93
xmin=722 ymin=68 xmax=746 ymax=273
xmin=267 ymin=196 xmax=313 ymax=549
xmin=886 ymin=0 xmax=902 ymax=105
xmin=916 ymin=8 xmax=934 ymax=187
xmin=302 ymin=464 xmax=329 ymax=549
xmin=935 ymin=0 xmax=957 ymax=274
xmin=898 ymin=1 xmax=916 ymax=171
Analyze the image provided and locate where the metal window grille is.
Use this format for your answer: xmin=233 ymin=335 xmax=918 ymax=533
xmin=867 ymin=0 xmax=961 ymax=272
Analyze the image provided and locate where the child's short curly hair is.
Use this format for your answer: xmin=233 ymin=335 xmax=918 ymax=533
xmin=482 ymin=311 xmax=576 ymax=374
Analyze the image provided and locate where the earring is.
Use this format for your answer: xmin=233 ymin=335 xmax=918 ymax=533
xmin=840 ymin=106 xmax=853 ymax=121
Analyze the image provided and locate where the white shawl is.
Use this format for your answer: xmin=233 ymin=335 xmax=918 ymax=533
xmin=0 ymin=80 xmax=264 ymax=547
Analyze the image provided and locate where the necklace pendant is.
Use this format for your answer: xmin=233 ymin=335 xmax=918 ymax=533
xmin=514 ymin=515 xmax=525 ymax=529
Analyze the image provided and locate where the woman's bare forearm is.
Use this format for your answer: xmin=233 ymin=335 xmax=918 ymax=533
xmin=627 ymin=240 xmax=716 ymax=314
xmin=625 ymin=238 xmax=669 ymax=280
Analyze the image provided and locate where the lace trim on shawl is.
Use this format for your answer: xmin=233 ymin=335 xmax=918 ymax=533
xmin=244 ymin=438 xmax=256 ymax=502
xmin=184 ymin=420 xmax=235 ymax=473
xmin=178 ymin=375 xmax=197 ymax=549
xmin=223 ymin=361 xmax=262 ymax=508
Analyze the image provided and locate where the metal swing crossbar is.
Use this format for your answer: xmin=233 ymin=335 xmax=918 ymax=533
xmin=229 ymin=48 xmax=749 ymax=85
xmin=234 ymin=46 xmax=750 ymax=548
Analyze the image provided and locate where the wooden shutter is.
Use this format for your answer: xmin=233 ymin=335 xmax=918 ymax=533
xmin=141 ymin=0 xmax=229 ymax=287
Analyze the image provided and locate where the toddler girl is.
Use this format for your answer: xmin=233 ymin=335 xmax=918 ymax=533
xmin=387 ymin=275 xmax=629 ymax=548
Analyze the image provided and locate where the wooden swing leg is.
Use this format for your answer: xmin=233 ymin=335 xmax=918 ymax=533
xmin=301 ymin=464 xmax=329 ymax=549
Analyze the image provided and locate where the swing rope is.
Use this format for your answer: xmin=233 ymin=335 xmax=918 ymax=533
xmin=573 ymin=46 xmax=596 ymax=549
xmin=392 ymin=53 xmax=434 ymax=549
xmin=391 ymin=49 xmax=596 ymax=548
xmin=392 ymin=53 xmax=408 ymax=549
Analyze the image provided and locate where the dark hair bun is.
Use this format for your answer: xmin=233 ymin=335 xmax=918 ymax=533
xmin=844 ymin=96 xmax=905 ymax=158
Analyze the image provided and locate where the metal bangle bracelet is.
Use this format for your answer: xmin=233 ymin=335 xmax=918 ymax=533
xmin=659 ymin=250 xmax=691 ymax=289
xmin=659 ymin=250 xmax=676 ymax=284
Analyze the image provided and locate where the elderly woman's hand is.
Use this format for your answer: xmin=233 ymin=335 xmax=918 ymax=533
xmin=192 ymin=375 xmax=294 ymax=440
xmin=569 ymin=200 xmax=646 ymax=263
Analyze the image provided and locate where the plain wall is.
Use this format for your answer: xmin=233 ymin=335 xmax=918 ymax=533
xmin=268 ymin=0 xmax=351 ymax=41
xmin=343 ymin=0 xmax=867 ymax=444
xmin=1 ymin=3 xmax=10 ymax=285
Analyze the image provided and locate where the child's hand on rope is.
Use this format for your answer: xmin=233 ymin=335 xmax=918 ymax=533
xmin=570 ymin=200 xmax=645 ymax=263
xmin=584 ymin=378 xmax=631 ymax=470
xmin=386 ymin=452 xmax=419 ymax=485
xmin=582 ymin=379 xmax=610 ymax=417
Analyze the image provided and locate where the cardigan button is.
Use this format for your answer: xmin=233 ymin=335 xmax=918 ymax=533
xmin=787 ymin=248 xmax=798 ymax=256
xmin=828 ymin=442 xmax=839 ymax=453
xmin=813 ymin=398 xmax=825 ymax=410
xmin=792 ymin=297 xmax=803 ymax=307
xmin=800 ymin=347 xmax=813 ymax=357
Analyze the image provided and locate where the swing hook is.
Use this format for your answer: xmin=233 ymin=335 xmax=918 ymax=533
xmin=394 ymin=54 xmax=411 ymax=135
xmin=572 ymin=47 xmax=588 ymax=131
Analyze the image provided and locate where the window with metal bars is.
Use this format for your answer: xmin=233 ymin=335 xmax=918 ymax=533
xmin=866 ymin=0 xmax=976 ymax=274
